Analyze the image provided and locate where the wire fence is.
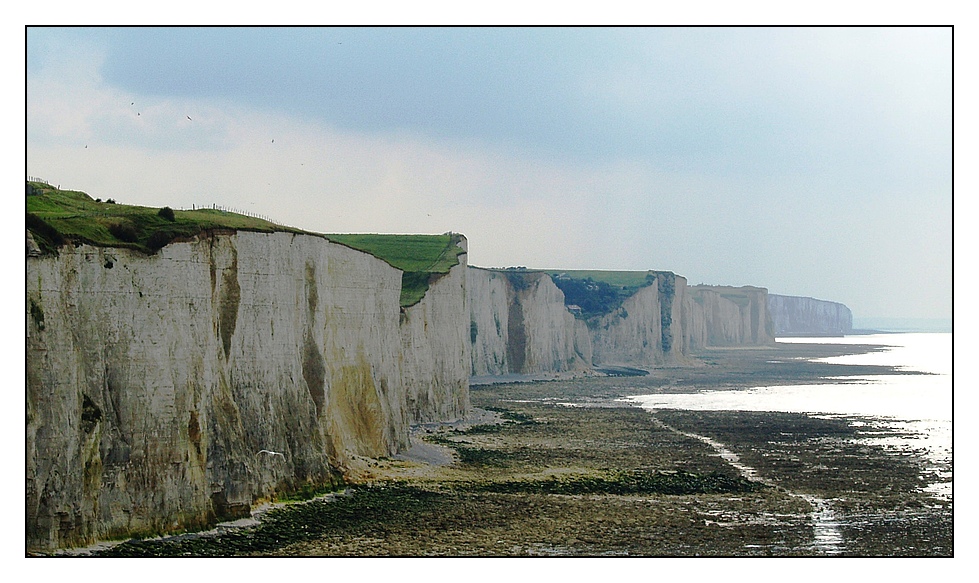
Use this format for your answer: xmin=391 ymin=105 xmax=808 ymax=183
xmin=184 ymin=203 xmax=278 ymax=224
xmin=28 ymin=176 xmax=279 ymax=225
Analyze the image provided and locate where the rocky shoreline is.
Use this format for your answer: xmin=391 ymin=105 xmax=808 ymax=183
xmin=61 ymin=341 xmax=951 ymax=557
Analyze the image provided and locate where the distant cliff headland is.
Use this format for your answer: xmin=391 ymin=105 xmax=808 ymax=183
xmin=768 ymin=294 xmax=853 ymax=337
xmin=26 ymin=182 xmax=853 ymax=551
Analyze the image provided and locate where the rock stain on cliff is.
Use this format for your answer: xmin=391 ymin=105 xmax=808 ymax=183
xmin=327 ymin=355 xmax=388 ymax=458
xmin=302 ymin=261 xmax=327 ymax=416
xmin=216 ymin=243 xmax=241 ymax=361
xmin=658 ymin=273 xmax=675 ymax=354
xmin=506 ymin=294 xmax=527 ymax=374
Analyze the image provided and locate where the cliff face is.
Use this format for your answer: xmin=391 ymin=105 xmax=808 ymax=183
xmin=686 ymin=286 xmax=775 ymax=348
xmin=400 ymin=239 xmax=472 ymax=423
xmin=470 ymin=270 xmax=715 ymax=372
xmin=768 ymin=294 xmax=853 ymax=336
xmin=468 ymin=267 xmax=511 ymax=375
xmin=26 ymin=231 xmax=469 ymax=551
xmin=26 ymin=218 xmax=791 ymax=552
xmin=468 ymin=268 xmax=590 ymax=375
xmin=590 ymin=273 xmax=690 ymax=366
xmin=469 ymin=270 xmax=778 ymax=375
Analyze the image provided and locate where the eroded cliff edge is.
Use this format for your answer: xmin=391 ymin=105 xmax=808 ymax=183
xmin=26 ymin=230 xmax=470 ymax=551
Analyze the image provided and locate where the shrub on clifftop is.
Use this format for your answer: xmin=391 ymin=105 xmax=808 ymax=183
xmin=108 ymin=222 xmax=139 ymax=243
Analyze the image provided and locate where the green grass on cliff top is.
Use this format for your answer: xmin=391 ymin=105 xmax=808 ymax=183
xmin=326 ymin=233 xmax=466 ymax=307
xmin=26 ymin=182 xmax=464 ymax=307
xmin=26 ymin=183 xmax=290 ymax=252
xmin=542 ymin=269 xmax=662 ymax=289
xmin=324 ymin=233 xmax=464 ymax=275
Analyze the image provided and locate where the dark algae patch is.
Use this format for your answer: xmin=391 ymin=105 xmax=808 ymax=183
xmin=653 ymin=409 xmax=953 ymax=556
xmin=91 ymin=487 xmax=440 ymax=557
xmin=652 ymin=409 xmax=935 ymax=502
xmin=472 ymin=469 xmax=761 ymax=496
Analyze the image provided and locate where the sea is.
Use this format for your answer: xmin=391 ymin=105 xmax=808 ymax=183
xmin=628 ymin=332 xmax=953 ymax=502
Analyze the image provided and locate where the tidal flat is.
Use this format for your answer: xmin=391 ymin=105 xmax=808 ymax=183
xmin=89 ymin=342 xmax=952 ymax=557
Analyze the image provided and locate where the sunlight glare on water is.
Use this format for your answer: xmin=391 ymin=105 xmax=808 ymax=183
xmin=633 ymin=333 xmax=951 ymax=421
xmin=779 ymin=332 xmax=951 ymax=377
xmin=629 ymin=333 xmax=952 ymax=500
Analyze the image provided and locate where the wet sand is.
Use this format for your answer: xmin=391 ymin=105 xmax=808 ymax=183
xmin=85 ymin=341 xmax=952 ymax=557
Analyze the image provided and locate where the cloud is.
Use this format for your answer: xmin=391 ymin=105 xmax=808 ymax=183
xmin=26 ymin=26 xmax=952 ymax=319
xmin=35 ymin=27 xmax=950 ymax=191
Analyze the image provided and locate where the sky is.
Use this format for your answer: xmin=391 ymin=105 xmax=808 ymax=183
xmin=25 ymin=25 xmax=953 ymax=320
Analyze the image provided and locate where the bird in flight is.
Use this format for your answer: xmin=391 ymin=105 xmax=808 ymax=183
xmin=187 ymin=116 xmax=193 ymax=121
xmin=258 ymin=449 xmax=285 ymax=458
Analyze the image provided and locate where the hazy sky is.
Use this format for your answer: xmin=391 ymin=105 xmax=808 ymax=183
xmin=26 ymin=26 xmax=952 ymax=320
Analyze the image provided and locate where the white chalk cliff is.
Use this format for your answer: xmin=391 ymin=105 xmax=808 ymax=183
xmin=469 ymin=270 xmax=776 ymax=375
xmin=27 ymin=231 xmax=470 ymax=550
xmin=27 ymin=228 xmax=807 ymax=553
xmin=468 ymin=268 xmax=591 ymax=375
xmin=767 ymin=294 xmax=853 ymax=336
xmin=686 ymin=285 xmax=775 ymax=348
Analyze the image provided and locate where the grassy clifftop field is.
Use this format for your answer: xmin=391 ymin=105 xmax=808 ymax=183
xmin=26 ymin=182 xmax=290 ymax=254
xmin=326 ymin=233 xmax=466 ymax=306
xmin=26 ymin=181 xmax=465 ymax=307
